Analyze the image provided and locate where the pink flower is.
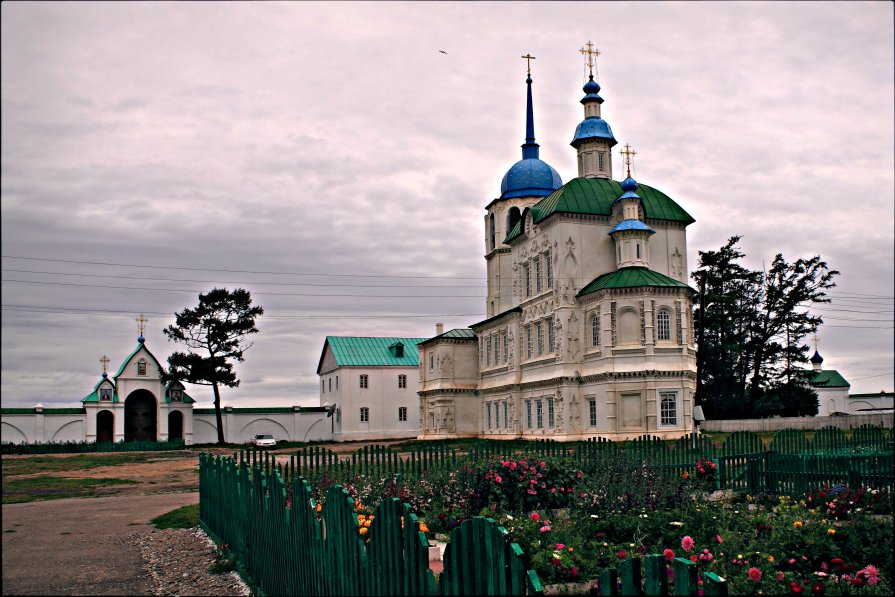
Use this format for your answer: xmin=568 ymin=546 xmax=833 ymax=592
xmin=556 ymin=543 xmax=566 ymax=550
xmin=539 ymin=525 xmax=551 ymax=533
xmin=776 ymin=571 xmax=785 ymax=581
xmin=748 ymin=567 xmax=762 ymax=582
xmin=716 ymin=535 xmax=723 ymax=544
xmin=860 ymin=565 xmax=879 ymax=586
xmin=681 ymin=536 xmax=695 ymax=552
xmin=494 ymin=474 xmax=502 ymax=483
xmin=664 ymin=549 xmax=675 ymax=561
xmin=530 ymin=512 xmax=540 ymax=522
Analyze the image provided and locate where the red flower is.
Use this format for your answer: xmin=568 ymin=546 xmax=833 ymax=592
xmin=748 ymin=568 xmax=762 ymax=582
xmin=851 ymin=576 xmax=866 ymax=587
xmin=664 ymin=549 xmax=675 ymax=561
xmin=571 ymin=567 xmax=578 ymax=579
xmin=617 ymin=550 xmax=627 ymax=559
xmin=792 ymin=586 xmax=804 ymax=594
xmin=530 ymin=512 xmax=540 ymax=522
xmin=812 ymin=582 xmax=825 ymax=596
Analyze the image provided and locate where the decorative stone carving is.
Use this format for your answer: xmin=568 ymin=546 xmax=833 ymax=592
xmin=512 ymin=263 xmax=519 ymax=298
xmin=650 ymin=299 xmax=656 ymax=344
xmin=569 ymin=392 xmax=580 ymax=428
xmin=568 ymin=312 xmax=580 ymax=359
xmin=639 ymin=300 xmax=646 ymax=345
xmin=555 ymin=388 xmax=564 ymax=432
xmin=507 ymin=331 xmax=515 ymax=369
xmin=676 ymin=300 xmax=683 ymax=345
xmin=671 ymin=248 xmax=683 ymax=280
xmin=554 ymin=316 xmax=563 ymax=362
xmin=610 ymin=301 xmax=617 ymax=346
xmin=443 ymin=408 xmax=456 ymax=433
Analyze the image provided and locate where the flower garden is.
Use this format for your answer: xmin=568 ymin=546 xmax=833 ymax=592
xmin=297 ymin=451 xmax=892 ymax=595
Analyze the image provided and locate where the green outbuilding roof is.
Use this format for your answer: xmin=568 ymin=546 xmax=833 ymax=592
xmin=505 ymin=177 xmax=694 ymax=243
xmin=806 ymin=369 xmax=850 ymax=388
xmin=577 ymin=267 xmax=693 ymax=297
xmin=318 ymin=336 xmax=427 ymax=372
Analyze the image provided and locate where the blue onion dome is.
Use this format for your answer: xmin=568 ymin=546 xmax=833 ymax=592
xmin=571 ymin=117 xmax=616 ymax=148
xmin=583 ymin=76 xmax=601 ymax=95
xmin=138 ymin=336 xmax=145 ymax=344
xmin=621 ymin=177 xmax=638 ymax=192
xmin=101 ymin=371 xmax=108 ymax=378
xmin=500 ymin=159 xmax=563 ymax=199
xmin=810 ymin=350 xmax=824 ymax=364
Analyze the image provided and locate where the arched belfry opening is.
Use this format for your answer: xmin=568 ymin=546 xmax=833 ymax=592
xmin=506 ymin=207 xmax=521 ymax=238
xmin=97 ymin=410 xmax=114 ymax=443
xmin=124 ymin=390 xmax=157 ymax=441
xmin=168 ymin=410 xmax=183 ymax=441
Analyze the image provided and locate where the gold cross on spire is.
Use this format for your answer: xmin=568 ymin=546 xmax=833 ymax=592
xmin=813 ymin=334 xmax=819 ymax=352
xmin=620 ymin=143 xmax=637 ymax=178
xmin=136 ymin=313 xmax=148 ymax=336
xmin=579 ymin=40 xmax=600 ymax=79
xmin=521 ymin=53 xmax=536 ymax=76
xmin=100 ymin=355 xmax=110 ymax=373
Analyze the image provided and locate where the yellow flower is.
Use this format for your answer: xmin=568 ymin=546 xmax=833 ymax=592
xmin=827 ymin=528 xmax=836 ymax=535
xmin=359 ymin=527 xmax=368 ymax=535
xmin=793 ymin=521 xmax=803 ymax=528
xmin=568 ymin=547 xmax=574 ymax=553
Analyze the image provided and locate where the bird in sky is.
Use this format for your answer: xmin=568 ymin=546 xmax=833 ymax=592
xmin=439 ymin=50 xmax=447 ymax=54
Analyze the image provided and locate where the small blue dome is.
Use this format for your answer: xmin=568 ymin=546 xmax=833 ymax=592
xmin=500 ymin=158 xmax=563 ymax=199
xmin=138 ymin=336 xmax=145 ymax=344
xmin=583 ymin=77 xmax=601 ymax=95
xmin=101 ymin=371 xmax=108 ymax=378
xmin=621 ymin=177 xmax=638 ymax=192
xmin=810 ymin=350 xmax=824 ymax=364
xmin=570 ymin=117 xmax=617 ymax=148
xmin=609 ymin=219 xmax=656 ymax=235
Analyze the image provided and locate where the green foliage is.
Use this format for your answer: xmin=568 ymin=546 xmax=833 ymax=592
xmin=150 ymin=504 xmax=200 ymax=529
xmin=2 ymin=476 xmax=137 ymax=504
xmin=1 ymin=439 xmax=186 ymax=455
xmin=164 ymin=287 xmax=263 ymax=444
xmin=693 ymin=237 xmax=838 ymax=418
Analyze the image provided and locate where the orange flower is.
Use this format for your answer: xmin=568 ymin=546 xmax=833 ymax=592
xmin=364 ymin=520 xmax=371 ymax=528
xmin=359 ymin=527 xmax=368 ymax=535
xmin=315 ymin=504 xmax=322 ymax=513
xmin=419 ymin=523 xmax=429 ymax=533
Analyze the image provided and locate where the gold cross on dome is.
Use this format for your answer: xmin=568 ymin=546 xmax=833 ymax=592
xmin=813 ymin=334 xmax=819 ymax=352
xmin=100 ymin=355 xmax=110 ymax=373
xmin=136 ymin=313 xmax=148 ymax=336
xmin=521 ymin=53 xmax=536 ymax=76
xmin=579 ymin=41 xmax=600 ymax=78
xmin=620 ymin=143 xmax=637 ymax=178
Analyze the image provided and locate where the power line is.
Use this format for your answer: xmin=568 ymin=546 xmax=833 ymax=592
xmin=848 ymin=372 xmax=894 ymax=381
xmin=2 ymin=255 xmax=487 ymax=280
xmin=1 ymin=278 xmax=486 ymax=298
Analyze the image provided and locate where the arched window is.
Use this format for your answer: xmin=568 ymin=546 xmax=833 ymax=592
xmin=657 ymin=309 xmax=671 ymax=341
xmin=489 ymin=213 xmax=496 ymax=251
xmin=591 ymin=313 xmax=600 ymax=347
xmin=506 ymin=206 xmax=521 ymax=236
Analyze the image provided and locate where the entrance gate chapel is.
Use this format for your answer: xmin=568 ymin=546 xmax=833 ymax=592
xmin=81 ymin=316 xmax=196 ymax=444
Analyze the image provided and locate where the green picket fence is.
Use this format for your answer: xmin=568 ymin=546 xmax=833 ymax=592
xmin=595 ymin=553 xmax=727 ymax=596
xmin=199 ymin=452 xmax=544 ymax=596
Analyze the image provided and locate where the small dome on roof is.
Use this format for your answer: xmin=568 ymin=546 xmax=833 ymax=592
xmin=621 ymin=177 xmax=638 ymax=192
xmin=583 ymin=77 xmax=601 ymax=94
xmin=138 ymin=336 xmax=145 ymax=344
xmin=102 ymin=371 xmax=108 ymax=378
xmin=810 ymin=350 xmax=824 ymax=364
xmin=571 ymin=117 xmax=617 ymax=148
xmin=500 ymin=158 xmax=563 ymax=199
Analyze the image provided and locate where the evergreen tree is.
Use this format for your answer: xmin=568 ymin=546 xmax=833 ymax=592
xmin=163 ymin=288 xmax=263 ymax=444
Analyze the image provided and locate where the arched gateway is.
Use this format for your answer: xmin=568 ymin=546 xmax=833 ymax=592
xmin=124 ymin=390 xmax=157 ymax=441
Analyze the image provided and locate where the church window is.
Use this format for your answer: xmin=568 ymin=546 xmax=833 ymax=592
xmin=547 ymin=319 xmax=555 ymax=352
xmin=137 ymin=359 xmax=147 ymax=376
xmin=589 ymin=398 xmax=598 ymax=427
xmin=536 ymin=400 xmax=543 ymax=429
xmin=660 ymin=392 xmax=677 ymax=426
xmin=636 ymin=243 xmax=641 ymax=259
xmin=430 ymin=413 xmax=436 ymax=430
xmin=399 ymin=406 xmax=407 ymax=422
xmin=100 ymin=388 xmax=112 ymax=401
xmin=321 ymin=380 xmax=325 ymax=393
xmin=485 ymin=337 xmax=492 ymax=366
xmin=547 ymin=398 xmax=555 ymax=428
xmin=430 ymin=354 xmax=435 ymax=370
xmin=360 ymin=374 xmax=369 ymax=389
xmin=336 ymin=376 xmax=338 ymax=390
xmin=598 ymin=152 xmax=605 ymax=171
xmin=502 ymin=331 xmax=508 ymax=362
xmin=545 ymin=250 xmax=553 ymax=287
xmin=360 ymin=407 xmax=369 ymax=422
xmin=398 ymin=374 xmax=407 ymax=388
xmin=503 ymin=400 xmax=509 ymax=428
xmin=493 ymin=334 xmax=499 ymax=364
xmin=506 ymin=206 xmax=521 ymax=235
xmin=523 ymin=263 xmax=531 ymax=297
xmin=328 ymin=378 xmax=332 ymax=392
xmin=536 ymin=322 xmax=543 ymax=355
xmin=489 ymin=213 xmax=496 ymax=251
xmin=525 ymin=400 xmax=532 ymax=429
xmin=591 ymin=313 xmax=600 ymax=347
xmin=526 ymin=325 xmax=532 ymax=359
xmin=657 ymin=309 xmax=671 ymax=341
xmin=486 ymin=403 xmax=492 ymax=429
xmin=535 ymin=257 xmax=542 ymax=293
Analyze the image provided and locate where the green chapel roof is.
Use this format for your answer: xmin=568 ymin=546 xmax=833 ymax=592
xmin=317 ymin=336 xmax=428 ymax=372
xmin=805 ymin=369 xmax=850 ymax=388
xmin=112 ymin=340 xmax=165 ymax=379
xmin=505 ymin=177 xmax=694 ymax=243
xmin=577 ymin=267 xmax=693 ymax=297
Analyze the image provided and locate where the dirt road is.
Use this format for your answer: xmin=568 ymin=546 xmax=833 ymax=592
xmin=2 ymin=492 xmax=199 ymax=596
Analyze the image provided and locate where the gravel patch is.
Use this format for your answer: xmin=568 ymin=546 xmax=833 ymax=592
xmin=139 ymin=527 xmax=251 ymax=596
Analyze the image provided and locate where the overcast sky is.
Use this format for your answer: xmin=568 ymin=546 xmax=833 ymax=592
xmin=2 ymin=1 xmax=893 ymax=410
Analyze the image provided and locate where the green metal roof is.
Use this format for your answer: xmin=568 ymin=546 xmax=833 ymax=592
xmin=505 ymin=177 xmax=694 ymax=243
xmin=318 ymin=336 xmax=427 ymax=372
xmin=419 ymin=328 xmax=477 ymax=347
xmin=81 ymin=377 xmax=119 ymax=403
xmin=806 ymin=369 xmax=850 ymax=388
xmin=112 ymin=341 xmax=165 ymax=380
xmin=577 ymin=267 xmax=693 ymax=297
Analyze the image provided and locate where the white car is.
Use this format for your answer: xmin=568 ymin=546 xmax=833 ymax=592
xmin=252 ymin=433 xmax=277 ymax=448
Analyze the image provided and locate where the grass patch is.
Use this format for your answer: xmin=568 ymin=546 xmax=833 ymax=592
xmin=2 ymin=476 xmax=138 ymax=504
xmin=1 ymin=451 xmax=191 ymax=478
xmin=150 ymin=503 xmax=199 ymax=529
